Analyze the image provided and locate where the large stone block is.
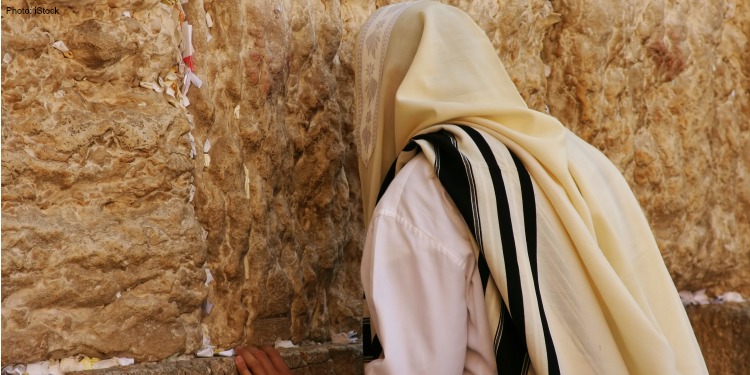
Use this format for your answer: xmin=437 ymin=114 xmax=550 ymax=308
xmin=687 ymin=304 xmax=750 ymax=375
xmin=1 ymin=0 xmax=206 ymax=363
xmin=182 ymin=0 xmax=365 ymax=348
xmin=2 ymin=0 xmax=367 ymax=364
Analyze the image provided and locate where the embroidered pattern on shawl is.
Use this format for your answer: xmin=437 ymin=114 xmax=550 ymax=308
xmin=355 ymin=1 xmax=418 ymax=167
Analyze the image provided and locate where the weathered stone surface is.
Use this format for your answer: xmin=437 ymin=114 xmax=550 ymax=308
xmin=2 ymin=0 xmax=748 ymax=368
xmin=1 ymin=0 xmax=206 ymax=364
xmin=687 ymin=303 xmax=750 ymax=375
xmin=329 ymin=345 xmax=365 ymax=375
xmin=183 ymin=0 xmax=365 ymax=348
xmin=69 ymin=358 xmax=237 ymax=375
xmin=2 ymin=0 xmax=367 ymax=364
xmin=65 ymin=344 xmax=362 ymax=375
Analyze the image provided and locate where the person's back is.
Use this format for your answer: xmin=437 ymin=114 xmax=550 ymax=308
xmin=354 ymin=1 xmax=708 ymax=375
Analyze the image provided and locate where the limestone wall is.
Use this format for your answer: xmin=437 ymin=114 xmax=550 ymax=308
xmin=2 ymin=0 xmax=748 ymax=366
xmin=2 ymin=0 xmax=208 ymax=363
xmin=542 ymin=0 xmax=750 ymax=295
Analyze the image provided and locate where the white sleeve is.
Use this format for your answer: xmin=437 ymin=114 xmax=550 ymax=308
xmin=362 ymin=212 xmax=469 ymax=375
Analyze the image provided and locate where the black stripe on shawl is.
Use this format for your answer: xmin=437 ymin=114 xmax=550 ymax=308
xmin=376 ymin=141 xmax=420 ymax=202
xmin=416 ymin=129 xmax=528 ymax=374
xmin=457 ymin=126 xmax=526 ymax=336
xmin=496 ymin=298 xmax=529 ymax=374
xmin=412 ymin=131 xmax=492 ymax=291
xmin=463 ymin=125 xmax=560 ymax=375
xmin=456 ymin=126 xmax=530 ymax=374
xmin=510 ymin=152 xmax=560 ymax=375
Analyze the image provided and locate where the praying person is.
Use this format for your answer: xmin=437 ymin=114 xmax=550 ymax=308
xmin=356 ymin=1 xmax=708 ymax=374
xmin=235 ymin=1 xmax=708 ymax=374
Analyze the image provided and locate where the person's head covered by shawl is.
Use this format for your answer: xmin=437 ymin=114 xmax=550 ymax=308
xmin=355 ymin=0 xmax=570 ymax=226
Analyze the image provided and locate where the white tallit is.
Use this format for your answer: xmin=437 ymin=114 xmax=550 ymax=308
xmin=355 ymin=1 xmax=708 ymax=374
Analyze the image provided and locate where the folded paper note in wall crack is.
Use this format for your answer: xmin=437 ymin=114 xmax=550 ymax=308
xmin=202 ymin=300 xmax=213 ymax=315
xmin=216 ymin=349 xmax=235 ymax=357
xmin=51 ymin=40 xmax=73 ymax=58
xmin=139 ymin=81 xmax=164 ymax=94
xmin=715 ymin=291 xmax=745 ymax=303
xmin=188 ymin=70 xmax=203 ymax=88
xmin=203 ymin=139 xmax=212 ymax=167
xmin=92 ymin=358 xmax=121 ymax=370
xmin=679 ymin=289 xmax=710 ymax=305
xmin=195 ymin=348 xmax=234 ymax=358
xmin=274 ymin=340 xmax=298 ymax=349
xmin=204 ymin=268 xmax=214 ymax=286
xmin=679 ymin=289 xmax=746 ymax=305
xmin=187 ymin=132 xmax=197 ymax=158
xmin=331 ymin=331 xmax=358 ymax=345
xmin=181 ymin=22 xmax=195 ymax=61
xmin=196 ymin=323 xmax=217 ymax=357
xmin=196 ymin=348 xmax=214 ymax=358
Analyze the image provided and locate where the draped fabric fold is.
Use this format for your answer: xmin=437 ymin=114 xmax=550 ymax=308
xmin=377 ymin=125 xmax=558 ymax=374
xmin=356 ymin=1 xmax=708 ymax=374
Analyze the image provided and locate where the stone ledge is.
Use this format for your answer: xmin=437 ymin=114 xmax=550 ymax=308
xmin=59 ymin=301 xmax=750 ymax=375
xmin=686 ymin=303 xmax=750 ymax=375
xmin=67 ymin=344 xmax=363 ymax=375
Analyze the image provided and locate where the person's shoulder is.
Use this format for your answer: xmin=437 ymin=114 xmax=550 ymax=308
xmin=374 ymin=154 xmax=474 ymax=256
xmin=374 ymin=153 xmax=438 ymax=216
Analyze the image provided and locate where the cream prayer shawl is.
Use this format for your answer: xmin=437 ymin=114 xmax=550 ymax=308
xmin=355 ymin=1 xmax=708 ymax=374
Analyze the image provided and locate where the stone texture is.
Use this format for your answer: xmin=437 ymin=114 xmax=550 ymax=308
xmin=2 ymin=0 xmax=748 ymax=368
xmin=182 ymin=0 xmax=365 ymax=348
xmin=687 ymin=303 xmax=750 ymax=375
xmin=65 ymin=344 xmax=362 ymax=375
xmin=2 ymin=0 xmax=367 ymax=364
xmin=1 ymin=0 xmax=207 ymax=364
xmin=69 ymin=358 xmax=237 ymax=375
